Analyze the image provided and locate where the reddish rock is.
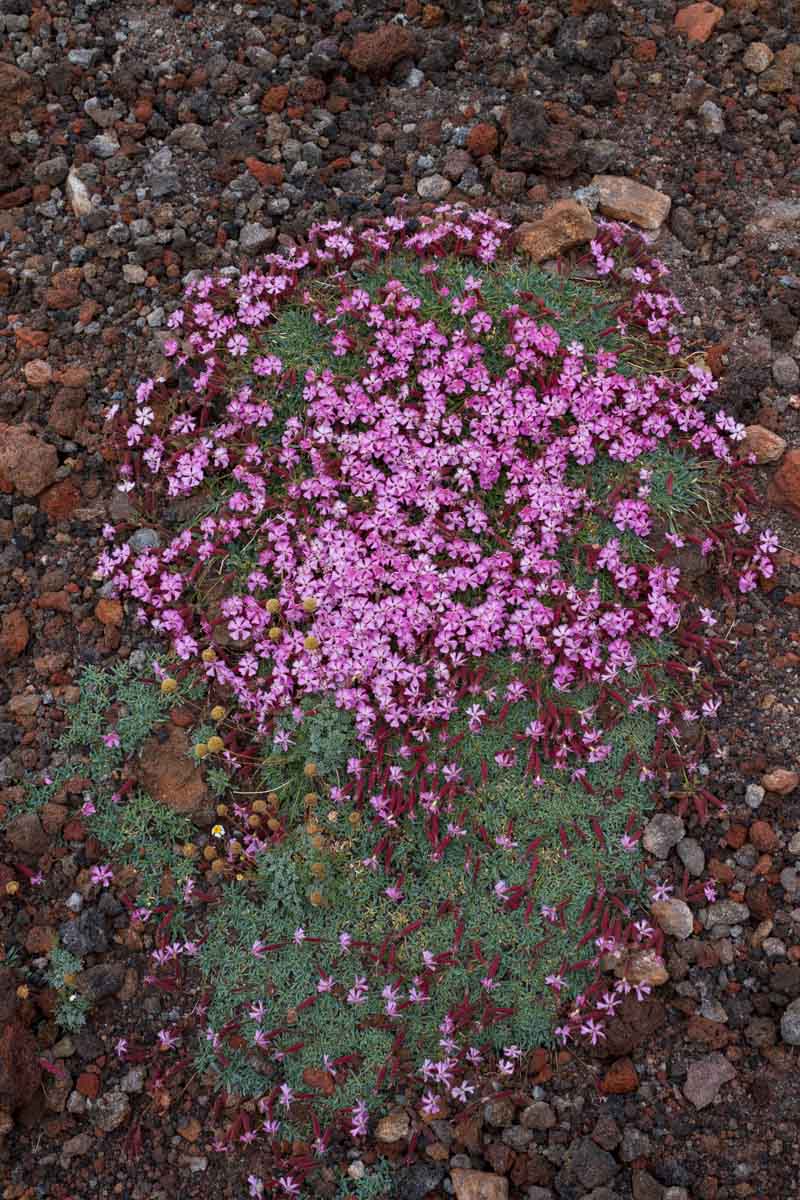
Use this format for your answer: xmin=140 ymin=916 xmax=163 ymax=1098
xmin=0 ymin=186 xmax=31 ymax=210
xmin=94 ymin=598 xmax=123 ymax=627
xmin=0 ymin=425 xmax=58 ymax=497
xmin=592 ymin=175 xmax=671 ymax=230
xmin=0 ymin=1020 xmax=42 ymax=1110
xmin=25 ymin=926 xmax=57 ymax=955
xmin=39 ymin=479 xmax=82 ymax=521
xmin=40 ymin=802 xmax=68 ymax=834
xmin=5 ymin=811 xmax=48 ymax=856
xmin=673 ymin=2 xmax=723 ymax=43
xmin=0 ymin=609 xmax=29 ymax=663
xmin=741 ymin=425 xmax=786 ymax=464
xmin=349 ymin=24 xmax=416 ymax=75
xmin=467 ymin=122 xmax=498 ymax=157
xmin=761 ymin=767 xmax=799 ymax=795
xmin=632 ymin=38 xmax=657 ymax=62
xmin=14 ymin=326 xmax=49 ymax=357
xmin=139 ymin=725 xmax=209 ymax=815
xmin=518 ymin=200 xmax=597 ymax=263
xmin=600 ymin=1057 xmax=638 ymax=1094
xmin=23 ymin=359 xmax=52 ymax=388
xmin=260 ymin=85 xmax=288 ymax=113
xmin=245 ymin=157 xmax=284 ymax=187
xmin=302 ymin=1067 xmax=336 ymax=1097
xmin=749 ymin=820 xmax=778 ymax=852
xmin=76 ymin=1072 xmax=101 ymax=1100
xmin=59 ymin=365 xmax=91 ymax=389
xmin=0 ymin=62 xmax=36 ymax=109
xmin=452 ymin=1168 xmax=509 ymax=1200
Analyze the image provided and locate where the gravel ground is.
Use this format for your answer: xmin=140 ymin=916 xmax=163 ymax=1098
xmin=1 ymin=1 xmax=799 ymax=1198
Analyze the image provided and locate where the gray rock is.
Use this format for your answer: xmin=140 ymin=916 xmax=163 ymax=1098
xmin=677 ymin=837 xmax=705 ymax=876
xmin=743 ymin=42 xmax=774 ymax=74
xmin=582 ymin=139 xmax=620 ymax=175
xmin=75 ymin=962 xmax=125 ymax=1002
xmin=34 ymin=155 xmax=69 ymax=186
xmin=520 ymin=1101 xmax=556 ymax=1131
xmin=240 ymin=222 xmax=274 ymax=254
xmin=789 ymin=832 xmax=800 ymax=857
xmin=84 ymin=98 xmax=123 ymax=128
xmin=699 ymin=100 xmax=724 ymax=136
xmin=88 ymin=134 xmax=119 ymax=159
xmin=484 ymin=1097 xmax=515 ymax=1127
xmin=417 ymin=174 xmax=451 ymax=202
xmin=683 ymin=1053 xmax=736 ymax=1108
xmin=120 ymin=1067 xmax=146 ymax=1093
xmin=60 ymin=909 xmax=108 ymax=956
xmin=128 ymin=528 xmax=160 ymax=552
xmin=150 ymin=172 xmax=180 ymax=199
xmin=642 ymin=814 xmax=685 ymax=859
xmin=772 ymin=354 xmax=799 ymax=391
xmin=502 ymin=1125 xmax=532 ymax=1151
xmin=620 ymin=1127 xmax=652 ymax=1163
xmin=92 ymin=1089 xmax=131 ymax=1133
xmin=168 ymin=124 xmax=207 ymax=152
xmin=526 ymin=1190 xmax=555 ymax=1200
xmin=631 ymin=1170 xmax=664 ymax=1200
xmin=745 ymin=784 xmax=765 ymax=810
xmin=705 ymin=900 xmax=750 ymax=927
xmin=780 ymin=997 xmax=800 ymax=1044
xmin=67 ymin=49 xmax=99 ymax=67
xmin=556 ymin=1137 xmax=619 ymax=1192
xmin=398 ymin=1163 xmax=445 ymax=1200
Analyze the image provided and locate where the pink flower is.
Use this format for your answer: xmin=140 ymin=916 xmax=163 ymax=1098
xmin=90 ymin=864 xmax=113 ymax=888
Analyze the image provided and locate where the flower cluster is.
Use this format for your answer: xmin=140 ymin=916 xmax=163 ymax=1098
xmin=97 ymin=208 xmax=773 ymax=1192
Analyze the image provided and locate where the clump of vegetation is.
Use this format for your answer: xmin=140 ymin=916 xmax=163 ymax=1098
xmin=15 ymin=208 xmax=773 ymax=1195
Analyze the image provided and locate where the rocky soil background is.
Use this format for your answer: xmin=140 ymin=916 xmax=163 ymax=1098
xmin=1 ymin=0 xmax=800 ymax=1198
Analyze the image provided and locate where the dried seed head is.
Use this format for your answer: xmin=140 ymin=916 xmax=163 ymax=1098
xmin=266 ymin=598 xmax=281 ymax=615
xmin=311 ymin=862 xmax=326 ymax=879
xmin=252 ymin=798 xmax=268 ymax=814
xmin=248 ymin=814 xmax=262 ymax=828
xmin=211 ymin=858 xmax=226 ymax=873
xmin=267 ymin=792 xmax=279 ymax=807
xmin=309 ymin=889 xmax=324 ymax=906
xmin=268 ymin=626 xmax=282 ymax=642
xmin=5 ymin=880 xmax=19 ymax=895
xmin=303 ymin=635 xmax=320 ymax=651
xmin=207 ymin=735 xmax=224 ymax=753
xmin=302 ymin=597 xmax=318 ymax=614
xmin=160 ymin=677 xmax=178 ymax=695
xmin=303 ymin=762 xmax=318 ymax=778
xmin=183 ymin=842 xmax=197 ymax=857
xmin=195 ymin=742 xmax=209 ymax=758
xmin=267 ymin=817 xmax=281 ymax=831
xmin=201 ymin=648 xmax=216 ymax=663
xmin=216 ymin=804 xmax=228 ymax=817
xmin=16 ymin=984 xmax=29 ymax=1000
xmin=303 ymin=792 xmax=319 ymax=806
xmin=210 ymin=705 xmax=226 ymax=721
xmin=203 ymin=846 xmax=218 ymax=862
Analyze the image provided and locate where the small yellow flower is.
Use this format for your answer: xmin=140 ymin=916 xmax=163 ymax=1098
xmin=182 ymin=842 xmax=197 ymax=858
xmin=303 ymin=635 xmax=320 ymax=652
xmin=16 ymin=984 xmax=29 ymax=1000
xmin=207 ymin=735 xmax=224 ymax=754
xmin=160 ymin=677 xmax=178 ymax=695
xmin=252 ymin=798 xmax=268 ymax=815
xmin=211 ymin=824 xmax=225 ymax=838
xmin=5 ymin=881 xmax=19 ymax=896
xmin=267 ymin=817 xmax=281 ymax=832
xmin=304 ymin=792 xmax=319 ymax=806
xmin=201 ymin=648 xmax=216 ymax=663
xmin=216 ymin=804 xmax=228 ymax=816
xmin=268 ymin=626 xmax=282 ymax=642
xmin=303 ymin=762 xmax=318 ymax=778
xmin=211 ymin=858 xmax=226 ymax=874
xmin=195 ymin=742 xmax=208 ymax=758
xmin=210 ymin=705 xmax=226 ymax=721
xmin=266 ymin=598 xmax=281 ymax=615
xmin=248 ymin=814 xmax=262 ymax=828
xmin=302 ymin=597 xmax=318 ymax=614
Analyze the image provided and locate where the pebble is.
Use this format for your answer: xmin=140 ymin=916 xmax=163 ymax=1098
xmin=745 ymin=783 xmax=766 ymax=809
xmin=780 ymin=997 xmax=800 ymax=1044
xmin=92 ymin=1089 xmax=131 ymax=1133
xmin=742 ymin=42 xmax=774 ymax=74
xmin=652 ymin=898 xmax=694 ymax=939
xmin=772 ymin=354 xmax=800 ymax=391
xmin=239 ymin=222 xmax=274 ymax=254
xmin=683 ymin=1052 xmax=736 ymax=1108
xmin=643 ymin=813 xmax=685 ymax=859
xmin=677 ymin=837 xmax=705 ymax=876
xmin=417 ymin=174 xmax=452 ymax=202
xmin=705 ymin=900 xmax=750 ymax=927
